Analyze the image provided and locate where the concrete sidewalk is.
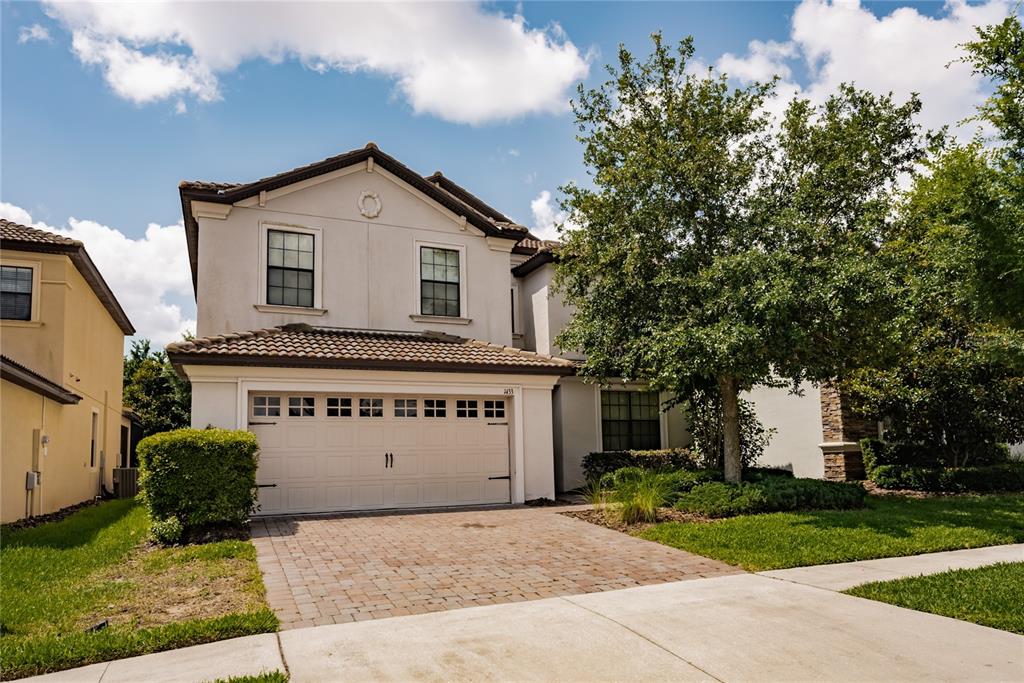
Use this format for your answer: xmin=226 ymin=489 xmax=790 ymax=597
xmin=25 ymin=551 xmax=1024 ymax=682
xmin=758 ymin=543 xmax=1024 ymax=591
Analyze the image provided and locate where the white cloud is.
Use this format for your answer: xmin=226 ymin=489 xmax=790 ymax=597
xmin=0 ymin=202 xmax=196 ymax=347
xmin=717 ymin=40 xmax=796 ymax=83
xmin=42 ymin=2 xmax=590 ymax=124
xmin=508 ymin=148 xmax=521 ymax=157
xmin=70 ymin=32 xmax=218 ymax=104
xmin=713 ymin=0 xmax=1015 ymax=138
xmin=18 ymin=24 xmax=52 ymax=44
xmin=530 ymin=190 xmax=577 ymax=241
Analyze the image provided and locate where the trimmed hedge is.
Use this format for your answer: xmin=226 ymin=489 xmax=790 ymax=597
xmin=674 ymin=476 xmax=868 ymax=518
xmin=870 ymin=462 xmax=1024 ymax=493
xmin=138 ymin=428 xmax=260 ymax=530
xmin=583 ymin=449 xmax=699 ymax=480
xmin=861 ymin=438 xmax=1022 ymax=492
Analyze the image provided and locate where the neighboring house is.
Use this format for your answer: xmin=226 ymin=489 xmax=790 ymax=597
xmin=167 ymin=143 xmax=863 ymax=516
xmin=0 ymin=220 xmax=134 ymax=523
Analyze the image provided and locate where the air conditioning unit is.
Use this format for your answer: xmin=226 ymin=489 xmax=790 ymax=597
xmin=113 ymin=467 xmax=139 ymax=498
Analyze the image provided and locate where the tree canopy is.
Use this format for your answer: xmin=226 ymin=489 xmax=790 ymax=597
xmin=553 ymin=33 xmax=930 ymax=481
xmin=123 ymin=339 xmax=191 ymax=437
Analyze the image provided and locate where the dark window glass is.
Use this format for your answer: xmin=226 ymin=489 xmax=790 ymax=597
xmin=359 ymin=398 xmax=383 ymax=418
xmin=600 ymin=391 xmax=661 ymax=450
xmin=483 ymin=400 xmax=505 ymax=419
xmin=288 ymin=396 xmax=315 ymax=417
xmin=253 ymin=396 xmax=281 ymax=417
xmin=267 ymin=230 xmax=314 ymax=307
xmin=327 ymin=397 xmax=352 ymax=417
xmin=456 ymin=399 xmax=478 ymax=418
xmin=394 ymin=399 xmax=418 ymax=418
xmin=419 ymin=247 xmax=460 ymax=317
xmin=424 ymin=399 xmax=446 ymax=418
xmin=1 ymin=266 xmax=33 ymax=320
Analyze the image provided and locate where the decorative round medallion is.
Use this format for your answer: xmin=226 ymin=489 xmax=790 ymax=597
xmin=358 ymin=190 xmax=382 ymax=219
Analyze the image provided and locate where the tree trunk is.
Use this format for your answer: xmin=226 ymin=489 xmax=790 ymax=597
xmin=719 ymin=375 xmax=742 ymax=483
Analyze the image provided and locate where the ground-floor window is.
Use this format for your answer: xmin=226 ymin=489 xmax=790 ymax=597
xmin=600 ymin=390 xmax=660 ymax=451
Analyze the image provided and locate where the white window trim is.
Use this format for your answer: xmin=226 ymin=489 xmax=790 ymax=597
xmin=1 ymin=257 xmax=42 ymax=324
xmin=257 ymin=221 xmax=324 ymax=310
xmin=411 ymin=239 xmax=468 ymax=323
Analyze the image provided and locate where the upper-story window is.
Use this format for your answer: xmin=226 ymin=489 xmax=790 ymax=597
xmin=1 ymin=265 xmax=33 ymax=321
xmin=419 ymin=246 xmax=460 ymax=317
xmin=267 ymin=230 xmax=314 ymax=308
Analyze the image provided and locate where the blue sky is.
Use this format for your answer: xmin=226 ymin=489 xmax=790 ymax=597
xmin=0 ymin=1 xmax=1014 ymax=345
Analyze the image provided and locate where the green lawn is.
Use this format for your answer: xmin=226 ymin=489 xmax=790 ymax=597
xmin=637 ymin=494 xmax=1024 ymax=571
xmin=846 ymin=562 xmax=1024 ymax=634
xmin=0 ymin=500 xmax=277 ymax=680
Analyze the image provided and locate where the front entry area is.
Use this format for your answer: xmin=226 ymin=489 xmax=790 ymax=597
xmin=249 ymin=391 xmax=511 ymax=515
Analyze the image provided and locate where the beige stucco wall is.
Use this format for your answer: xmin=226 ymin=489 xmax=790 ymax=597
xmin=517 ymin=262 xmax=581 ymax=360
xmin=744 ymin=383 xmax=825 ymax=478
xmin=1 ymin=252 xmax=125 ymax=522
xmin=194 ymin=165 xmax=516 ymax=344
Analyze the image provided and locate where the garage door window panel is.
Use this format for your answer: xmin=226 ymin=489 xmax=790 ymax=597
xmin=327 ymin=397 xmax=352 ymax=417
xmin=253 ymin=396 xmax=281 ymax=417
xmin=359 ymin=398 xmax=383 ymax=417
xmin=424 ymin=399 xmax=447 ymax=418
xmin=394 ymin=399 xmax=418 ymax=418
xmin=456 ymin=400 xmax=478 ymax=418
xmin=484 ymin=400 xmax=505 ymax=419
xmin=288 ymin=396 xmax=315 ymax=417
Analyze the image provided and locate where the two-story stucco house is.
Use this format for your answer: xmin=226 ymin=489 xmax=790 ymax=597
xmin=0 ymin=219 xmax=135 ymax=523
xmin=168 ymin=144 xmax=858 ymax=517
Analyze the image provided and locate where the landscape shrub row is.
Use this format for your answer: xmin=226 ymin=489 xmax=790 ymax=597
xmin=860 ymin=439 xmax=1023 ymax=492
xmin=138 ymin=428 xmax=260 ymax=543
xmin=869 ymin=462 xmax=1024 ymax=493
xmin=583 ymin=449 xmax=795 ymax=482
xmin=673 ymin=477 xmax=868 ymax=518
xmin=583 ymin=449 xmax=700 ymax=480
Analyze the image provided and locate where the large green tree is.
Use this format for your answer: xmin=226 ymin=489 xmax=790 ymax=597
xmin=553 ymin=34 xmax=928 ymax=482
xmin=123 ymin=339 xmax=191 ymax=436
xmin=846 ymin=14 xmax=1024 ymax=462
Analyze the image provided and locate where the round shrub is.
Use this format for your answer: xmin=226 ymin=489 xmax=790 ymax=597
xmin=674 ymin=482 xmax=768 ymax=517
xmin=151 ymin=515 xmax=183 ymax=545
xmin=138 ymin=428 xmax=260 ymax=529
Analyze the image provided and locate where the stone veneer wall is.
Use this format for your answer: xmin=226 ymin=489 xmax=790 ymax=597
xmin=820 ymin=384 xmax=877 ymax=482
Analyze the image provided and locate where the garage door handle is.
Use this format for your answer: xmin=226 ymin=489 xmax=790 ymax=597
xmin=248 ymin=421 xmax=277 ymax=426
xmin=487 ymin=422 xmax=508 ymax=426
xmin=257 ymin=484 xmax=278 ymax=488
xmin=488 ymin=475 xmax=510 ymax=480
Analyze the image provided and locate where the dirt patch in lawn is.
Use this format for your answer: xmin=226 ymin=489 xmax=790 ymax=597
xmin=562 ymin=507 xmax=711 ymax=533
xmin=80 ymin=541 xmax=267 ymax=630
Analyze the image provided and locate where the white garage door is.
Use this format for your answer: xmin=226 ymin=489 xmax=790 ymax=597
xmin=249 ymin=392 xmax=511 ymax=515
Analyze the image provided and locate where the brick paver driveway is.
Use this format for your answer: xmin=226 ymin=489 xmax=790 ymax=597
xmin=252 ymin=505 xmax=739 ymax=629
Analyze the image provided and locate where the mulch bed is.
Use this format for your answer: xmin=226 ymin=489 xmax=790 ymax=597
xmin=1 ymin=498 xmax=103 ymax=533
xmin=562 ymin=507 xmax=711 ymax=533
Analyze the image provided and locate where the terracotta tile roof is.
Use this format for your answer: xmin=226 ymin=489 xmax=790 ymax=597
xmin=0 ymin=219 xmax=135 ymax=335
xmin=0 ymin=219 xmax=81 ymax=247
xmin=179 ymin=143 xmax=528 ymax=294
xmin=167 ymin=324 xmax=575 ymax=375
xmin=511 ymin=239 xmax=560 ymax=277
xmin=1 ymin=355 xmax=82 ymax=404
xmin=513 ymin=238 xmax=560 ymax=255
